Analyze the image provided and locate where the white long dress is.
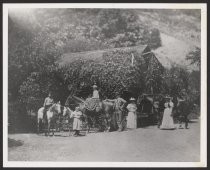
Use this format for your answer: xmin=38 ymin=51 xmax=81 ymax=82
xmin=126 ymin=103 xmax=137 ymax=129
xmin=70 ymin=111 xmax=82 ymax=130
xmin=160 ymin=102 xmax=175 ymax=130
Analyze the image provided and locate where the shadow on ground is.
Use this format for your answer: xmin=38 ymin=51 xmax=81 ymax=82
xmin=8 ymin=138 xmax=23 ymax=148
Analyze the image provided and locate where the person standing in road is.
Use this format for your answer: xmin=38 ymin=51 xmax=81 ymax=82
xmin=126 ymin=97 xmax=137 ymax=129
xmin=105 ymin=93 xmax=127 ymax=131
xmin=115 ymin=93 xmax=127 ymax=124
xmin=160 ymin=97 xmax=175 ymax=130
xmin=70 ymin=106 xmax=83 ymax=137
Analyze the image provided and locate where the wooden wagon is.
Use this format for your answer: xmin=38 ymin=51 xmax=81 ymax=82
xmin=137 ymin=93 xmax=164 ymax=127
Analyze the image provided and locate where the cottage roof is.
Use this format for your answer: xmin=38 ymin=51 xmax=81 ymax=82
xmin=59 ymin=45 xmax=150 ymax=65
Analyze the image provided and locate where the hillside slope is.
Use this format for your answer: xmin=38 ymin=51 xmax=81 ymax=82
xmin=137 ymin=9 xmax=200 ymax=47
xmin=153 ymin=33 xmax=197 ymax=70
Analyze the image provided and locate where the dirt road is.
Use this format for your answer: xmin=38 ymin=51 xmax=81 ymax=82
xmin=8 ymin=119 xmax=200 ymax=162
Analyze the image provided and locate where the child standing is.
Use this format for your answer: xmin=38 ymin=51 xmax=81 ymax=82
xmin=70 ymin=106 xmax=83 ymax=136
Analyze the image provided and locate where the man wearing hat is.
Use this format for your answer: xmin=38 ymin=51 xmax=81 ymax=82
xmin=43 ymin=92 xmax=54 ymax=120
xmin=105 ymin=93 xmax=127 ymax=131
xmin=157 ymin=95 xmax=165 ymax=128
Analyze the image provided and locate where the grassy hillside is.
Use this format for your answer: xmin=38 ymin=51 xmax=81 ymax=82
xmin=136 ymin=9 xmax=200 ymax=47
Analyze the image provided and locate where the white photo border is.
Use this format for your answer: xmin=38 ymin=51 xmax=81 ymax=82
xmin=3 ymin=3 xmax=207 ymax=167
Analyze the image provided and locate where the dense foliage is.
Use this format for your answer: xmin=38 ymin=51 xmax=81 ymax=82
xmin=186 ymin=47 xmax=201 ymax=67
xmin=8 ymin=9 xmax=200 ymax=132
xmin=62 ymin=50 xmax=147 ymax=100
xmin=8 ymin=9 xmax=162 ymax=105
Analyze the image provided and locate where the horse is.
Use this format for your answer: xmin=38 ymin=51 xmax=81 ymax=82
xmin=67 ymin=95 xmax=118 ymax=133
xmin=37 ymin=102 xmax=62 ymax=136
xmin=102 ymin=99 xmax=127 ymax=131
xmin=78 ymin=99 xmax=108 ymax=133
xmin=102 ymin=99 xmax=119 ymax=132
xmin=63 ymin=106 xmax=73 ymax=136
xmin=172 ymin=96 xmax=194 ymax=129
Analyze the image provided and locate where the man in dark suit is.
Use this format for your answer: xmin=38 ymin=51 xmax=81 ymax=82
xmin=157 ymin=96 xmax=165 ymax=128
xmin=178 ymin=100 xmax=189 ymax=129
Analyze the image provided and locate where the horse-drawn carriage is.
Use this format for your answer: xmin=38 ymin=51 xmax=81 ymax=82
xmin=137 ymin=94 xmax=164 ymax=126
xmin=136 ymin=93 xmax=198 ymax=128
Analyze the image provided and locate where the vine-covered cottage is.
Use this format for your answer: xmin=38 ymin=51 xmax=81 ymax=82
xmin=60 ymin=45 xmax=165 ymax=100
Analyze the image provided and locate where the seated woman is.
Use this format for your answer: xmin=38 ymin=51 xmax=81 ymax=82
xmin=85 ymin=84 xmax=100 ymax=111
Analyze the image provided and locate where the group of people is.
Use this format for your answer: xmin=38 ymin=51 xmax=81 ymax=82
xmin=43 ymin=92 xmax=83 ymax=137
xmin=125 ymin=96 xmax=189 ymax=131
xmin=42 ymin=84 xmax=188 ymax=137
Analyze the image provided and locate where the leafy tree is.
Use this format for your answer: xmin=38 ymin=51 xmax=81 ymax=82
xmin=19 ymin=66 xmax=69 ymax=111
xmin=163 ymin=66 xmax=190 ymax=97
xmin=185 ymin=47 xmax=200 ymax=106
xmin=8 ymin=13 xmax=62 ymax=101
xmin=8 ymin=16 xmax=34 ymax=101
xmin=186 ymin=47 xmax=201 ymax=67
xmin=97 ymin=9 xmax=145 ymax=48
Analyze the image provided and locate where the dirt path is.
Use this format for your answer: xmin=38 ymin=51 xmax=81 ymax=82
xmin=8 ymin=119 xmax=200 ymax=162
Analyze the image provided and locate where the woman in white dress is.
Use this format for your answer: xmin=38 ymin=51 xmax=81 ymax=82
xmin=126 ymin=98 xmax=137 ymax=129
xmin=160 ymin=97 xmax=175 ymax=130
xmin=70 ymin=106 xmax=83 ymax=136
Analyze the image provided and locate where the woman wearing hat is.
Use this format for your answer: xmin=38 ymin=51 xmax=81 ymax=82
xmin=126 ymin=97 xmax=137 ymax=129
xmin=160 ymin=96 xmax=175 ymax=130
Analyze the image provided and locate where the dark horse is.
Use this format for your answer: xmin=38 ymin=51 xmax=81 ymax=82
xmin=137 ymin=94 xmax=165 ymax=127
xmin=172 ymin=96 xmax=195 ymax=129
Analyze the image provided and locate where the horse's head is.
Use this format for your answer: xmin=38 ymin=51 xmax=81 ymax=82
xmin=63 ymin=106 xmax=68 ymax=117
xmin=53 ymin=101 xmax=61 ymax=114
xmin=137 ymin=95 xmax=143 ymax=105
xmin=78 ymin=102 xmax=86 ymax=112
xmin=63 ymin=106 xmax=73 ymax=117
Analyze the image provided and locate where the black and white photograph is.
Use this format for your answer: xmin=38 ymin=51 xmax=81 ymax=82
xmin=3 ymin=3 xmax=207 ymax=167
